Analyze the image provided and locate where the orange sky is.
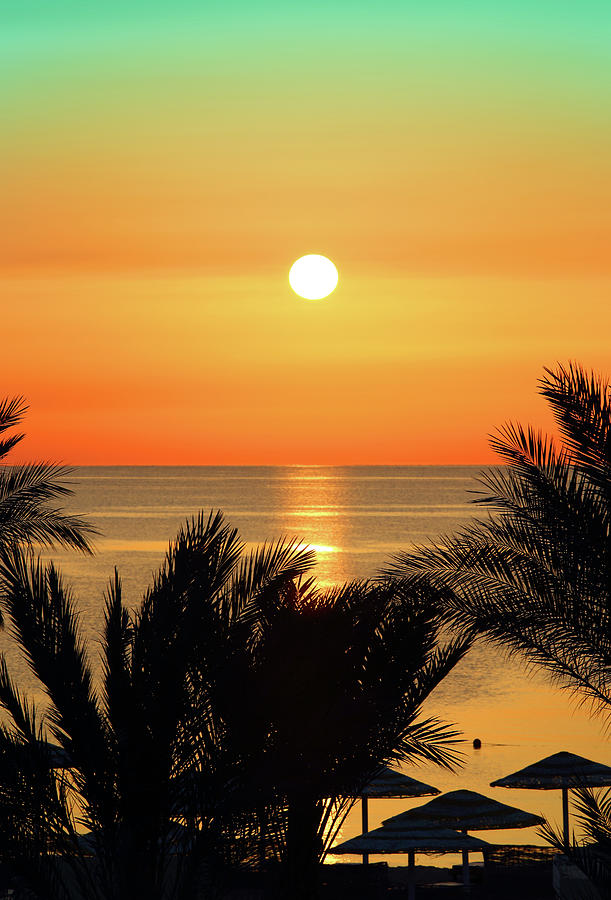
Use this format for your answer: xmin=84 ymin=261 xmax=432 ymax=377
xmin=3 ymin=3 xmax=611 ymax=464
xmin=5 ymin=271 xmax=610 ymax=464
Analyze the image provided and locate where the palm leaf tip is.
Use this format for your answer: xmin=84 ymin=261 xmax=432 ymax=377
xmin=0 ymin=395 xmax=97 ymax=553
xmin=0 ymin=463 xmax=98 ymax=554
xmin=0 ymin=396 xmax=27 ymax=431
xmin=388 ymin=361 xmax=611 ymax=733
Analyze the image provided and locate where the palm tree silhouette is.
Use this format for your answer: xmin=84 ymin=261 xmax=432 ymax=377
xmin=0 ymin=513 xmax=311 ymax=899
xmin=0 ymin=396 xmax=95 ymax=561
xmin=387 ymin=362 xmax=611 ymax=896
xmin=0 ymin=512 xmax=467 ymax=900
xmin=387 ymin=362 xmax=611 ymax=721
xmin=220 ymin=576 xmax=468 ymax=899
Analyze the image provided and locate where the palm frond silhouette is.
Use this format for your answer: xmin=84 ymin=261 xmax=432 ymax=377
xmin=539 ymin=787 xmax=611 ymax=897
xmin=387 ymin=362 xmax=611 ymax=888
xmin=0 ymin=512 xmax=465 ymax=900
xmin=387 ymin=362 xmax=611 ymax=721
xmin=0 ymin=396 xmax=95 ymax=561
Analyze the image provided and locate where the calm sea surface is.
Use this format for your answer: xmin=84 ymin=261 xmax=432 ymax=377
xmin=8 ymin=466 xmax=610 ymax=864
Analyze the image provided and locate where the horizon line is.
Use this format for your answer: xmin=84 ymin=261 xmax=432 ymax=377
xmin=52 ymin=461 xmax=494 ymax=469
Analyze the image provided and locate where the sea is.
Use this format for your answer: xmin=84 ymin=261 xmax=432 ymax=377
xmin=6 ymin=465 xmax=610 ymax=865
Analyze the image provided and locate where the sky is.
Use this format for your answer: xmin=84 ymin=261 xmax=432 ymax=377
xmin=2 ymin=1 xmax=611 ymax=464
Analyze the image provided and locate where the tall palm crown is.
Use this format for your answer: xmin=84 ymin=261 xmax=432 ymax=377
xmin=0 ymin=396 xmax=95 ymax=559
xmin=223 ymin=575 xmax=468 ymax=899
xmin=0 ymin=512 xmax=467 ymax=900
xmin=388 ymin=362 xmax=611 ymax=719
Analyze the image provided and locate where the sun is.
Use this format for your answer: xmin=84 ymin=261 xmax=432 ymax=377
xmin=289 ymin=255 xmax=338 ymax=300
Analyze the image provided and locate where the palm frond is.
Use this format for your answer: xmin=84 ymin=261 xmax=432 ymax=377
xmin=133 ymin=510 xmax=244 ymax=720
xmin=391 ymin=716 xmax=464 ymax=770
xmin=0 ymin=548 xmax=111 ymax=809
xmin=221 ymin=536 xmax=317 ymax=625
xmin=0 ymin=653 xmax=44 ymax=742
xmin=0 ymin=396 xmax=27 ymax=461
xmin=0 ymin=396 xmax=27 ymax=431
xmin=540 ymin=787 xmax=611 ymax=899
xmin=101 ymin=570 xmax=133 ymax=747
xmin=540 ymin=362 xmax=611 ymax=496
xmin=0 ymin=463 xmax=78 ymax=502
xmin=387 ymin=361 xmax=611 ymax=732
xmin=0 ymin=463 xmax=97 ymax=553
xmin=0 ymin=397 xmax=95 ymax=552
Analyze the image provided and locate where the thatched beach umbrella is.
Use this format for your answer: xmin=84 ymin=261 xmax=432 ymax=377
xmin=490 ymin=751 xmax=611 ymax=851
xmin=382 ymin=789 xmax=543 ymax=831
xmin=382 ymin=789 xmax=543 ymax=884
xmin=356 ymin=766 xmax=439 ymax=864
xmin=331 ymin=824 xmax=490 ymax=900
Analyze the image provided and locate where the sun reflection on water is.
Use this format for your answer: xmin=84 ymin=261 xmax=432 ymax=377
xmin=273 ymin=467 xmax=349 ymax=585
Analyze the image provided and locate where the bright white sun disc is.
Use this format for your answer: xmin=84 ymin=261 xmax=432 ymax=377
xmin=289 ymin=254 xmax=338 ymax=300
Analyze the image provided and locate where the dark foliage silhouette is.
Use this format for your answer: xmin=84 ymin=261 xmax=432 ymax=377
xmin=0 ymin=512 xmax=466 ymax=900
xmin=540 ymin=787 xmax=611 ymax=898
xmin=388 ymin=362 xmax=611 ymax=888
xmin=388 ymin=362 xmax=611 ymax=720
xmin=220 ymin=576 xmax=468 ymax=899
xmin=0 ymin=396 xmax=95 ymax=564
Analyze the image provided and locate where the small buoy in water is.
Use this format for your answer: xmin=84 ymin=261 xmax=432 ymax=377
xmin=473 ymin=738 xmax=482 ymax=749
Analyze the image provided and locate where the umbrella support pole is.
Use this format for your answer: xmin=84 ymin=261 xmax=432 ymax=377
xmin=562 ymin=787 xmax=570 ymax=852
xmin=461 ymin=849 xmax=470 ymax=888
xmin=361 ymin=796 xmax=369 ymax=865
xmin=408 ymin=850 xmax=416 ymax=900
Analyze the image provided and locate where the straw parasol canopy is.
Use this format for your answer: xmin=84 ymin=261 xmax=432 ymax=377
xmin=359 ymin=765 xmax=440 ymax=799
xmin=380 ymin=790 xmax=541 ymax=889
xmin=382 ymin=789 xmax=544 ymax=832
xmin=331 ymin=824 xmax=490 ymax=855
xmin=491 ymin=752 xmax=611 ymax=790
xmin=331 ymin=825 xmax=490 ymax=900
xmin=354 ymin=766 xmax=440 ymax=865
xmin=490 ymin=751 xmax=611 ymax=851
